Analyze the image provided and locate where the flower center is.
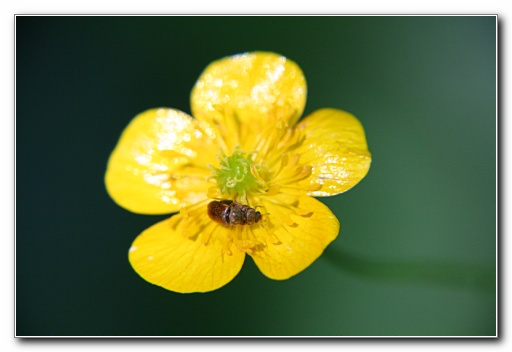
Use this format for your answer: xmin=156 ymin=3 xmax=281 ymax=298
xmin=211 ymin=146 xmax=266 ymax=200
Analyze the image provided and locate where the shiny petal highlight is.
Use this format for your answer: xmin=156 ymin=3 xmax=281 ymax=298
xmin=105 ymin=108 xmax=218 ymax=214
xmin=190 ymin=52 xmax=307 ymax=152
xmin=294 ymin=108 xmax=372 ymax=197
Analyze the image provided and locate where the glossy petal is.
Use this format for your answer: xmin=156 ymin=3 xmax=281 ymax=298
xmin=294 ymin=108 xmax=371 ymax=197
xmin=129 ymin=214 xmax=246 ymax=293
xmin=249 ymin=194 xmax=339 ymax=280
xmin=190 ymin=52 xmax=307 ymax=152
xmin=105 ymin=108 xmax=218 ymax=214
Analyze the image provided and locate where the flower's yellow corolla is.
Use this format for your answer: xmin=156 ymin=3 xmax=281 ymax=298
xmin=105 ymin=52 xmax=371 ymax=293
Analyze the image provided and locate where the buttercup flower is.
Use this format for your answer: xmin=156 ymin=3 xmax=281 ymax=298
xmin=105 ymin=52 xmax=371 ymax=293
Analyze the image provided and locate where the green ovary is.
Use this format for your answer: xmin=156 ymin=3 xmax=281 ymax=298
xmin=212 ymin=147 xmax=264 ymax=199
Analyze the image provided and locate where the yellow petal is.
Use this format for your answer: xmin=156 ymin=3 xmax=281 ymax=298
xmin=129 ymin=214 xmax=246 ymax=293
xmin=294 ymin=108 xmax=371 ymax=196
xmin=190 ymin=52 xmax=307 ymax=152
xmin=249 ymin=194 xmax=339 ymax=280
xmin=105 ymin=108 xmax=218 ymax=214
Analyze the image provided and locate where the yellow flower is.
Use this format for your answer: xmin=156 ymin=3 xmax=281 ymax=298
xmin=105 ymin=52 xmax=371 ymax=293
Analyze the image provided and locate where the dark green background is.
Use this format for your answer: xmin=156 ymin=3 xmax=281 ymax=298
xmin=16 ymin=16 xmax=497 ymax=336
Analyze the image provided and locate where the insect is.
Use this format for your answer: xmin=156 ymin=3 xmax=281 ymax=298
xmin=207 ymin=200 xmax=262 ymax=226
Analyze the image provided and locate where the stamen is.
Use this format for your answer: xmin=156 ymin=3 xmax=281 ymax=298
xmin=223 ymin=240 xmax=233 ymax=256
xmin=284 ymin=217 xmax=297 ymax=226
xmin=263 ymin=196 xmax=315 ymax=224
xmin=307 ymin=183 xmax=322 ymax=192
xmin=266 ymin=185 xmax=280 ymax=196
xmin=268 ymin=233 xmax=280 ymax=244
xmin=272 ymin=153 xmax=289 ymax=179
xmin=297 ymin=210 xmax=314 ymax=217
xmin=289 ymin=153 xmax=301 ymax=167
xmin=180 ymin=199 xmax=208 ymax=218
xmin=270 ymin=161 xmax=312 ymax=188
xmin=201 ymin=227 xmax=212 ymax=245
xmin=179 ymin=199 xmax=211 ymax=241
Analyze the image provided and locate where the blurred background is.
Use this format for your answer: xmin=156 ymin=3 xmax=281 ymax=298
xmin=16 ymin=16 xmax=496 ymax=336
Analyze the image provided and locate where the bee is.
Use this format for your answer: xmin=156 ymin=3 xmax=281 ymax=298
xmin=207 ymin=200 xmax=262 ymax=226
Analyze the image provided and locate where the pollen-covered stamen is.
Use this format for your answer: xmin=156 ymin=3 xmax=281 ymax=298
xmin=210 ymin=146 xmax=267 ymax=200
